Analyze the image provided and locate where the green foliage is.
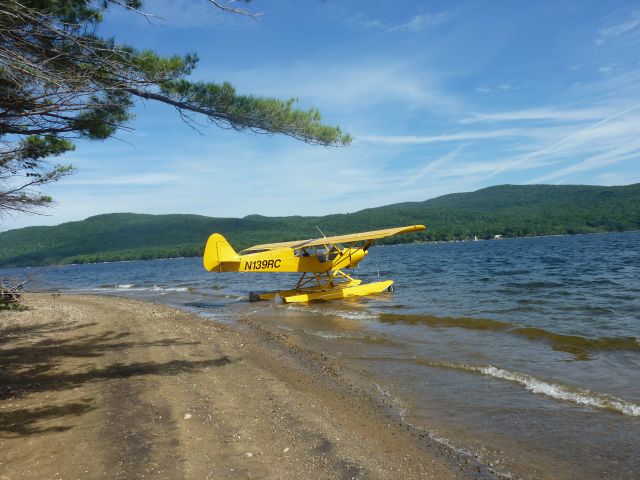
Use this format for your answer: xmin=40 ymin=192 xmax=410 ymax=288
xmin=72 ymin=91 xmax=134 ymax=140
xmin=18 ymin=136 xmax=75 ymax=161
xmin=0 ymin=184 xmax=638 ymax=268
xmin=0 ymin=0 xmax=350 ymax=215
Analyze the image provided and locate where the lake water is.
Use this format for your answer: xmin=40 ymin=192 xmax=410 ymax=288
xmin=4 ymin=231 xmax=639 ymax=479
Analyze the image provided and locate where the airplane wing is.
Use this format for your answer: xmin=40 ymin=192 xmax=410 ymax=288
xmin=240 ymin=225 xmax=426 ymax=253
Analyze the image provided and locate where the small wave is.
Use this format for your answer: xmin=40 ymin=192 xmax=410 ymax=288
xmin=372 ymin=383 xmax=408 ymax=422
xmin=92 ymin=284 xmax=146 ymax=291
xmin=586 ymin=278 xmax=620 ymax=286
xmin=304 ymin=330 xmax=356 ymax=340
xmin=582 ymin=306 xmax=616 ymax=314
xmin=287 ymin=306 xmax=379 ymax=321
xmin=415 ymin=358 xmax=640 ymax=417
xmin=508 ymin=281 xmax=566 ymax=289
xmin=379 ymin=313 xmax=640 ymax=358
xmin=147 ymin=285 xmax=190 ymax=292
xmin=329 ymin=310 xmax=379 ymax=321
xmin=491 ymin=269 xmax=531 ymax=276
xmin=92 ymin=283 xmax=191 ymax=293
xmin=303 ymin=330 xmax=397 ymax=346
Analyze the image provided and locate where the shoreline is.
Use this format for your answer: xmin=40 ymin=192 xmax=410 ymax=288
xmin=2 ymin=229 xmax=638 ymax=269
xmin=0 ymin=293 xmax=505 ymax=479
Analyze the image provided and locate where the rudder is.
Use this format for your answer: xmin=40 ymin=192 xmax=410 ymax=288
xmin=203 ymin=233 xmax=241 ymax=271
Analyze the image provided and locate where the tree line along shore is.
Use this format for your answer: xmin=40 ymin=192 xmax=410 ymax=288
xmin=1 ymin=183 xmax=638 ymax=268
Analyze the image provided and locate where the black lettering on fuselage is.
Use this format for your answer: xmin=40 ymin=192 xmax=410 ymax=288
xmin=244 ymin=259 xmax=282 ymax=271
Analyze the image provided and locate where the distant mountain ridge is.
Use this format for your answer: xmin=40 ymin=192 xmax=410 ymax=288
xmin=1 ymin=183 xmax=638 ymax=267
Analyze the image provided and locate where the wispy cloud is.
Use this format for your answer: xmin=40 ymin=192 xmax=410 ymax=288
xmin=204 ymin=61 xmax=461 ymax=114
xmin=480 ymin=102 xmax=640 ymax=181
xmin=460 ymin=107 xmax=612 ymax=124
xmin=530 ymin=142 xmax=640 ymax=183
xmin=389 ymin=13 xmax=448 ymax=33
xmin=401 ymin=145 xmax=465 ymax=187
xmin=64 ymin=173 xmax=179 ymax=186
xmin=344 ymin=13 xmax=385 ymax=31
xmin=596 ymin=11 xmax=640 ymax=45
xmin=358 ymin=129 xmax=524 ymax=145
xmin=345 ymin=12 xmax=447 ymax=33
xmin=475 ymin=82 xmax=524 ymax=94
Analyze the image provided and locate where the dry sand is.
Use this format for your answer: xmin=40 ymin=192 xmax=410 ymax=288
xmin=0 ymin=294 xmax=502 ymax=479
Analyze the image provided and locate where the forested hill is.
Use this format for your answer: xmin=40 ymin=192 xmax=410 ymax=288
xmin=1 ymin=183 xmax=639 ymax=267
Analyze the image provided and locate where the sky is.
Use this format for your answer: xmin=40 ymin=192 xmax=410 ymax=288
xmin=5 ymin=0 xmax=640 ymax=230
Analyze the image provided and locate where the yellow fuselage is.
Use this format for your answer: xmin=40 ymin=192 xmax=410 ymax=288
xmin=217 ymin=247 xmax=367 ymax=273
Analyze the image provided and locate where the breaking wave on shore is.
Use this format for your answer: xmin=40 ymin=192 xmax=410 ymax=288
xmin=412 ymin=357 xmax=640 ymax=417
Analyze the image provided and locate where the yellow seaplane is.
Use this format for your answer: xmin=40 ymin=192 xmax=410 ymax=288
xmin=203 ymin=225 xmax=425 ymax=303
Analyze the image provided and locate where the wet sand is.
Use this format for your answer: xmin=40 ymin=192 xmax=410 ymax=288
xmin=0 ymin=294 xmax=503 ymax=480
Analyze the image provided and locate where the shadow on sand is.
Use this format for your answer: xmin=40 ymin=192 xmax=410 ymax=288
xmin=0 ymin=319 xmax=231 ymax=437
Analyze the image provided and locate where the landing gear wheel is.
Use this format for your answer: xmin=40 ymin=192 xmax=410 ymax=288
xmin=387 ymin=285 xmax=395 ymax=292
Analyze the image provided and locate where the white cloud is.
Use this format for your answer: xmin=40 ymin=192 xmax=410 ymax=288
xmin=389 ymin=13 xmax=448 ymax=33
xmin=344 ymin=12 xmax=447 ymax=34
xmin=481 ymin=103 xmax=640 ymax=180
xmin=344 ymin=13 xmax=384 ymax=31
xmin=460 ymin=107 xmax=612 ymax=124
xmin=596 ymin=11 xmax=640 ymax=45
xmin=473 ymin=81 xmax=525 ymax=95
xmin=530 ymin=144 xmax=640 ymax=183
xmin=401 ymin=145 xmax=465 ymax=187
xmin=203 ymin=61 xmax=461 ymax=114
xmin=358 ymin=129 xmax=525 ymax=145
xmin=63 ymin=173 xmax=180 ymax=186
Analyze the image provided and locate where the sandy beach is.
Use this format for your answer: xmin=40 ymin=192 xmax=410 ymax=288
xmin=0 ymin=294 xmax=501 ymax=480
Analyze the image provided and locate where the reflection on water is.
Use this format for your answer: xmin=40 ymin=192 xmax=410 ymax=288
xmin=3 ymin=231 xmax=640 ymax=479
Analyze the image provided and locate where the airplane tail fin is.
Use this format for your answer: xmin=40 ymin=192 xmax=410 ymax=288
xmin=203 ymin=233 xmax=241 ymax=271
